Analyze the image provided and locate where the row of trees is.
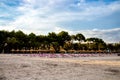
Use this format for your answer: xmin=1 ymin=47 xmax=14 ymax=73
xmin=0 ymin=30 xmax=120 ymax=53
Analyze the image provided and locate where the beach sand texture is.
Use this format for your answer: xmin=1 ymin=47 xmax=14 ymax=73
xmin=0 ymin=54 xmax=120 ymax=80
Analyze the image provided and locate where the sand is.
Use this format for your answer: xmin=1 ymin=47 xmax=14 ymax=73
xmin=0 ymin=54 xmax=120 ymax=80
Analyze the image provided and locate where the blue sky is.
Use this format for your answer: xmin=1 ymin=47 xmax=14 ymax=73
xmin=0 ymin=0 xmax=120 ymax=43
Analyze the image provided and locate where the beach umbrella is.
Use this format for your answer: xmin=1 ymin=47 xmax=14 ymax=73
xmin=11 ymin=49 xmax=15 ymax=53
xmin=29 ymin=48 xmax=34 ymax=53
xmin=16 ymin=49 xmax=20 ymax=53
xmin=25 ymin=49 xmax=30 ymax=53
xmin=50 ymin=46 xmax=55 ymax=53
xmin=59 ymin=46 xmax=66 ymax=53
xmin=68 ymin=49 xmax=76 ymax=53
xmin=21 ymin=48 xmax=26 ymax=53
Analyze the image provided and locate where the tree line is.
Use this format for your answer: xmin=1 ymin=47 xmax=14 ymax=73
xmin=0 ymin=30 xmax=120 ymax=53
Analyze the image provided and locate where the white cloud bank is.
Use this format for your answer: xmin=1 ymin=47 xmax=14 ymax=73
xmin=69 ymin=28 xmax=120 ymax=43
xmin=0 ymin=0 xmax=120 ymax=43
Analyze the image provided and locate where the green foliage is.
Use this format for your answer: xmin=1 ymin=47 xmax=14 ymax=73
xmin=57 ymin=31 xmax=71 ymax=46
xmin=86 ymin=37 xmax=107 ymax=50
xmin=63 ymin=42 xmax=72 ymax=51
xmin=76 ymin=33 xmax=85 ymax=42
xmin=0 ymin=30 xmax=119 ymax=53
xmin=73 ymin=43 xmax=79 ymax=50
xmin=48 ymin=32 xmax=57 ymax=42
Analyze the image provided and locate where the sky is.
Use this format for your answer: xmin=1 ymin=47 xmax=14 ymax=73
xmin=0 ymin=0 xmax=120 ymax=43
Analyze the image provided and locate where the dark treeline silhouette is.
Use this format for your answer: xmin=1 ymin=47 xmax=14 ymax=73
xmin=0 ymin=30 xmax=120 ymax=53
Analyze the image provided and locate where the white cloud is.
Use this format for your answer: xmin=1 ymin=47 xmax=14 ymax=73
xmin=68 ymin=28 xmax=120 ymax=43
xmin=0 ymin=0 xmax=120 ymax=43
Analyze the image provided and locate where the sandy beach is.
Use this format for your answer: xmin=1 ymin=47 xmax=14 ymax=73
xmin=0 ymin=54 xmax=120 ymax=80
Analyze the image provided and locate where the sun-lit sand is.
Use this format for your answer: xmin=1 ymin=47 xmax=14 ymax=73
xmin=0 ymin=54 xmax=120 ymax=80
